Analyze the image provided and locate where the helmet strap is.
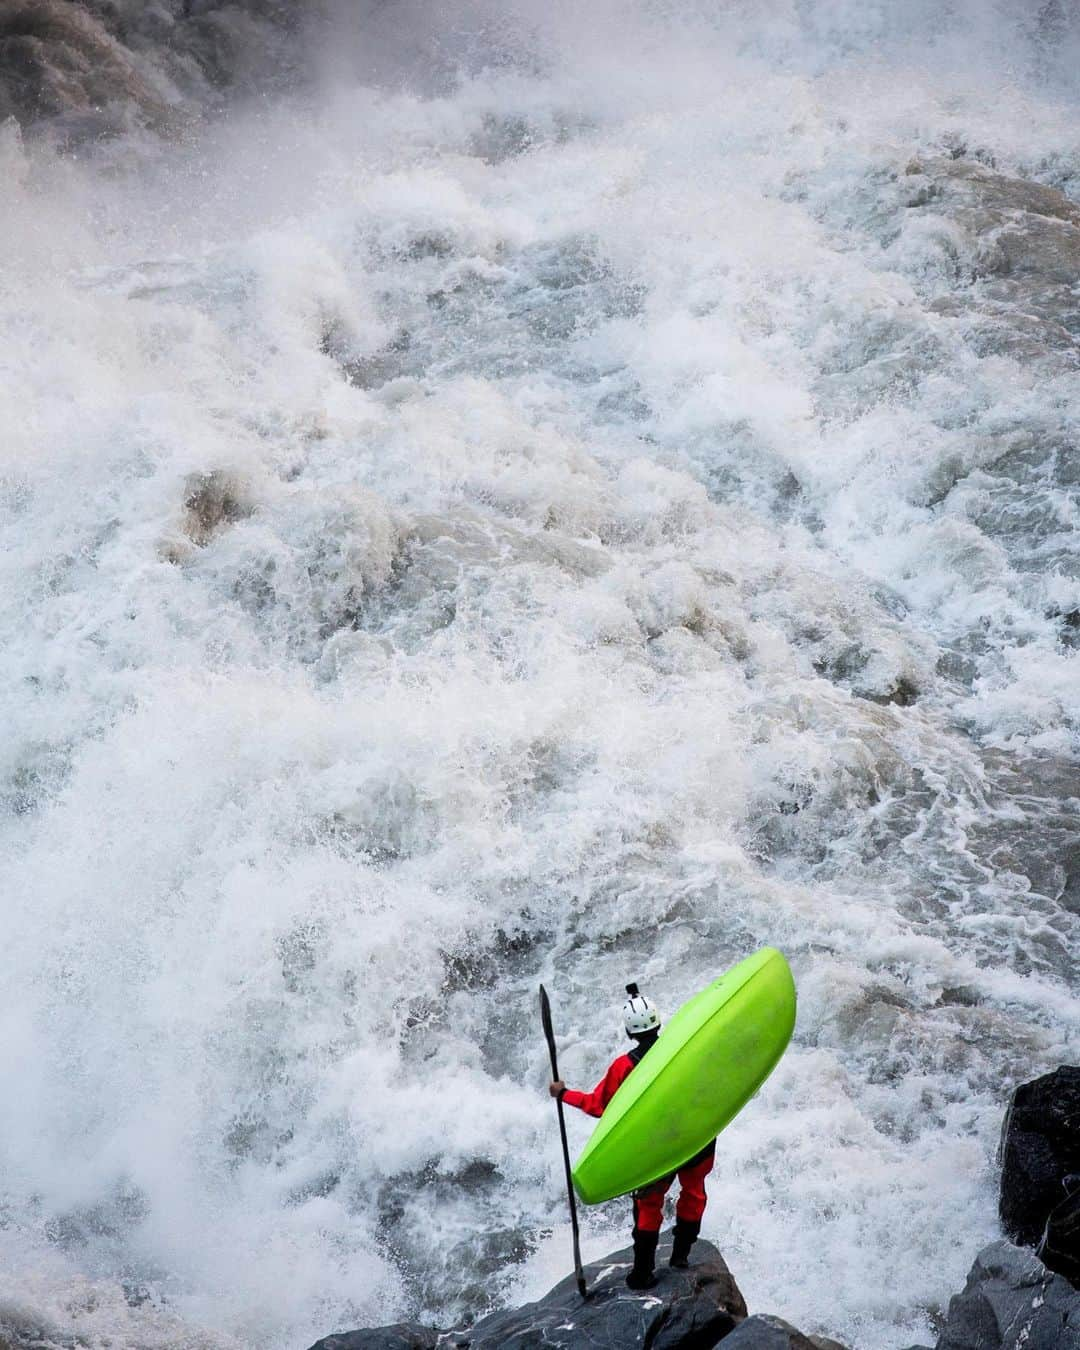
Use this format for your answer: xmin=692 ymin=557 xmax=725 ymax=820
xmin=628 ymin=1028 xmax=660 ymax=1061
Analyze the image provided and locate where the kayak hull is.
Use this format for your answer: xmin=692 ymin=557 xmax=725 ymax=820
xmin=571 ymin=947 xmax=796 ymax=1204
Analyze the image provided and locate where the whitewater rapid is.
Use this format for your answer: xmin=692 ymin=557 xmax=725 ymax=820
xmin=1 ymin=4 xmax=1079 ymax=1348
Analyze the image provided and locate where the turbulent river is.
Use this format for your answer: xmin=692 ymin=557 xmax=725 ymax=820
xmin=1 ymin=3 xmax=1079 ymax=1348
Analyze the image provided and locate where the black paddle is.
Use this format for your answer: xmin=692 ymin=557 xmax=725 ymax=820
xmin=539 ymin=983 xmax=588 ymax=1298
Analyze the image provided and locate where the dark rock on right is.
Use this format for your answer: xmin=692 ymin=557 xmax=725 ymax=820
xmin=998 ymin=1064 xmax=1080 ymax=1276
xmin=1038 ymin=1183 xmax=1080 ymax=1286
xmin=935 ymin=1241 xmax=1080 ymax=1350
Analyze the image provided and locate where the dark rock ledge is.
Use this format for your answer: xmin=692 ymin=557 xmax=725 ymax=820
xmin=309 ymin=1232 xmax=1080 ymax=1350
xmin=308 ymin=1235 xmax=835 ymax=1350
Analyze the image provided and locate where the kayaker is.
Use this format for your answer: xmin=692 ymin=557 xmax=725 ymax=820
xmin=549 ymin=982 xmax=716 ymax=1289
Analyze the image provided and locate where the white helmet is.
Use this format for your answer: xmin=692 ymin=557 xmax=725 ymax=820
xmin=623 ymin=982 xmax=661 ymax=1037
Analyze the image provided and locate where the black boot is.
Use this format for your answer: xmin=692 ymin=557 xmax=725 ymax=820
xmin=669 ymin=1218 xmax=700 ymax=1268
xmin=626 ymin=1228 xmax=659 ymax=1289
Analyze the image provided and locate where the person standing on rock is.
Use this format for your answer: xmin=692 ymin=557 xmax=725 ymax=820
xmin=549 ymin=983 xmax=716 ymax=1290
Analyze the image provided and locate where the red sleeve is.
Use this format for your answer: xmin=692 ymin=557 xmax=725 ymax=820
xmin=562 ymin=1054 xmax=635 ymax=1118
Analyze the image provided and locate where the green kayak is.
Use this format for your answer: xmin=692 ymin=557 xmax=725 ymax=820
xmin=571 ymin=947 xmax=796 ymax=1204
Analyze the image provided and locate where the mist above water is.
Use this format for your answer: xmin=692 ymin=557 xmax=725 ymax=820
xmin=1 ymin=4 xmax=1078 ymax=1348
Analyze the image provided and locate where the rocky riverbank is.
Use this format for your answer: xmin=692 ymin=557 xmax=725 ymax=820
xmin=306 ymin=1234 xmax=1079 ymax=1350
xmin=309 ymin=1070 xmax=1079 ymax=1350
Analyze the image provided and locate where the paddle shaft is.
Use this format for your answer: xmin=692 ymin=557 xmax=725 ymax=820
xmin=539 ymin=984 xmax=587 ymax=1298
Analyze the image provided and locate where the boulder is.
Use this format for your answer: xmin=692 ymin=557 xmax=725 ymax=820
xmin=719 ymin=1314 xmax=843 ymax=1349
xmin=309 ymin=1329 xmax=439 ymax=1350
xmin=999 ymin=1066 xmax=1080 ymax=1253
xmin=446 ymin=1235 xmax=747 ymax=1348
xmin=935 ymin=1241 xmax=1080 ymax=1350
xmin=309 ymin=1237 xmax=748 ymax=1350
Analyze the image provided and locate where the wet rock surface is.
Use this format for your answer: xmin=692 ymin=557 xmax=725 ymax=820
xmin=309 ymin=1328 xmax=439 ymax=1350
xmin=0 ymin=1 xmax=173 ymax=131
xmin=999 ymin=1066 xmax=1080 ymax=1251
xmin=0 ymin=0 xmax=300 ymax=135
xmin=1038 ymin=1185 xmax=1080 ymax=1286
xmin=934 ymin=1241 xmax=1080 ymax=1350
xmin=720 ymin=1314 xmax=843 ymax=1349
xmin=448 ymin=1238 xmax=746 ymax=1347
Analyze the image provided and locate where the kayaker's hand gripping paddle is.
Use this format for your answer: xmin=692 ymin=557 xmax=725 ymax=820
xmin=539 ymin=984 xmax=587 ymax=1298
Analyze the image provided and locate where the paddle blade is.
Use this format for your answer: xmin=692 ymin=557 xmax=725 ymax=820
xmin=539 ymin=983 xmax=558 ymax=1077
xmin=539 ymin=984 xmax=553 ymax=1041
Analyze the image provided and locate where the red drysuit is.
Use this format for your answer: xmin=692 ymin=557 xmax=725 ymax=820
xmin=561 ymin=1051 xmax=716 ymax=1233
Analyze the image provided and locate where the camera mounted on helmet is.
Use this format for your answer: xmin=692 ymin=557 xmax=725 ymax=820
xmin=623 ymin=981 xmax=661 ymax=1038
